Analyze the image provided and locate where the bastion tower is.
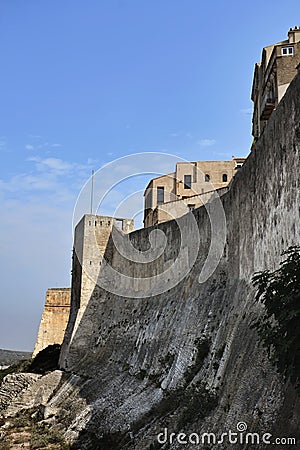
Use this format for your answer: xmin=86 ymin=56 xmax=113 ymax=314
xmin=59 ymin=214 xmax=134 ymax=367
xmin=33 ymin=215 xmax=134 ymax=359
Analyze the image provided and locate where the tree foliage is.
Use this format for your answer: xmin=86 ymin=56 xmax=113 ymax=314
xmin=252 ymin=246 xmax=300 ymax=392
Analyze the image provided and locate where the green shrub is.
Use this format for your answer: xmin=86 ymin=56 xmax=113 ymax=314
xmin=252 ymin=246 xmax=300 ymax=392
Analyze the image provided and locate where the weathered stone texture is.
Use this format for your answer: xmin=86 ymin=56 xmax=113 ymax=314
xmin=33 ymin=288 xmax=71 ymax=357
xmin=50 ymin=74 xmax=300 ymax=448
xmin=2 ymin=74 xmax=300 ymax=449
xmin=60 ymin=215 xmax=134 ymax=365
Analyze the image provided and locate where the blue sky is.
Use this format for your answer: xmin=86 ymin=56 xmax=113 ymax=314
xmin=1 ymin=0 xmax=299 ymax=351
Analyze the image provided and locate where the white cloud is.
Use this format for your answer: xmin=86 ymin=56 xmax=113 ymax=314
xmin=169 ymin=132 xmax=193 ymax=139
xmin=0 ymin=155 xmax=95 ymax=200
xmin=0 ymin=152 xmax=98 ymax=350
xmin=240 ymin=108 xmax=252 ymax=115
xmin=213 ymin=151 xmax=234 ymax=159
xmin=0 ymin=195 xmax=73 ymax=351
xmin=33 ymin=157 xmax=73 ymax=172
xmin=197 ymin=138 xmax=216 ymax=147
xmin=25 ymin=139 xmax=62 ymax=152
xmin=26 ymin=156 xmax=93 ymax=177
xmin=0 ymin=139 xmax=9 ymax=153
xmin=87 ymin=157 xmax=98 ymax=165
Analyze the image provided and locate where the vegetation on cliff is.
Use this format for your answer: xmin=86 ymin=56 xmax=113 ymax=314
xmin=0 ymin=349 xmax=31 ymax=367
xmin=252 ymin=246 xmax=300 ymax=392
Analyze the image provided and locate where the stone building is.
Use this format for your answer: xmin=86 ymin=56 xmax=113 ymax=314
xmin=34 ymin=215 xmax=134 ymax=358
xmin=59 ymin=215 xmax=134 ymax=366
xmin=251 ymin=26 xmax=300 ymax=138
xmin=143 ymin=157 xmax=245 ymax=227
xmin=33 ymin=288 xmax=71 ymax=357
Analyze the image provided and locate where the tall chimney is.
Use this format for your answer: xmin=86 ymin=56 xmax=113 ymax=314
xmin=288 ymin=26 xmax=300 ymax=43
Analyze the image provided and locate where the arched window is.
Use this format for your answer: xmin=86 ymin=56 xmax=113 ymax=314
xmin=205 ymin=174 xmax=210 ymax=182
xmin=222 ymin=173 xmax=228 ymax=182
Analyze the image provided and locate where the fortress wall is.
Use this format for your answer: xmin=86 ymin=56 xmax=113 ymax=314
xmin=54 ymin=74 xmax=300 ymax=446
xmin=33 ymin=288 xmax=71 ymax=357
xmin=60 ymin=215 xmax=134 ymax=364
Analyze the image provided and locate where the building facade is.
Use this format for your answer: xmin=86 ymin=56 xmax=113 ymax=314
xmin=251 ymin=26 xmax=300 ymax=138
xmin=144 ymin=157 xmax=245 ymax=227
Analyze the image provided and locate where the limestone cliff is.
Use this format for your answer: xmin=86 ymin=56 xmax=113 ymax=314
xmin=1 ymin=74 xmax=300 ymax=450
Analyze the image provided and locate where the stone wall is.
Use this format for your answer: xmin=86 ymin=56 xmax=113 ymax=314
xmin=152 ymin=186 xmax=229 ymax=225
xmin=33 ymin=288 xmax=71 ymax=357
xmin=276 ymin=41 xmax=300 ymax=86
xmin=6 ymin=73 xmax=298 ymax=449
xmin=144 ymin=160 xmax=243 ymax=227
xmin=60 ymin=215 xmax=134 ymax=367
xmin=176 ymin=160 xmax=235 ymax=197
xmin=53 ymin=73 xmax=300 ymax=448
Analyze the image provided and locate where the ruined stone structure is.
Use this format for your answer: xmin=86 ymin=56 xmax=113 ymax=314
xmin=33 ymin=288 xmax=71 ymax=357
xmin=144 ymin=157 xmax=245 ymax=227
xmin=252 ymin=26 xmax=300 ymax=138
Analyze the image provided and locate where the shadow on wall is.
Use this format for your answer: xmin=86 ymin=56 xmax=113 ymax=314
xmin=56 ymin=73 xmax=300 ymax=449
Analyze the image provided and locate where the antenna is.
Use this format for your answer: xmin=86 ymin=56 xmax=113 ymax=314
xmin=90 ymin=169 xmax=94 ymax=214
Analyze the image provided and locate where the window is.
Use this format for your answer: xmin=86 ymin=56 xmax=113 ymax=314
xmin=282 ymin=46 xmax=294 ymax=56
xmin=188 ymin=204 xmax=195 ymax=212
xmin=157 ymin=186 xmax=164 ymax=204
xmin=184 ymin=174 xmax=192 ymax=189
xmin=95 ymin=221 xmax=97 ymax=226
xmin=205 ymin=174 xmax=210 ymax=182
xmin=222 ymin=174 xmax=228 ymax=182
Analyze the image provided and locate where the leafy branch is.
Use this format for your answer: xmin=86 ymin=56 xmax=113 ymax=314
xmin=252 ymin=246 xmax=300 ymax=392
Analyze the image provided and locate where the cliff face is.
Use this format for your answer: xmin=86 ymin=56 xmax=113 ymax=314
xmin=1 ymin=74 xmax=300 ymax=449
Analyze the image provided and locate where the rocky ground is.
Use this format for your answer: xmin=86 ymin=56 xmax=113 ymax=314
xmin=0 ymin=406 xmax=68 ymax=449
xmin=0 ymin=371 xmax=69 ymax=450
